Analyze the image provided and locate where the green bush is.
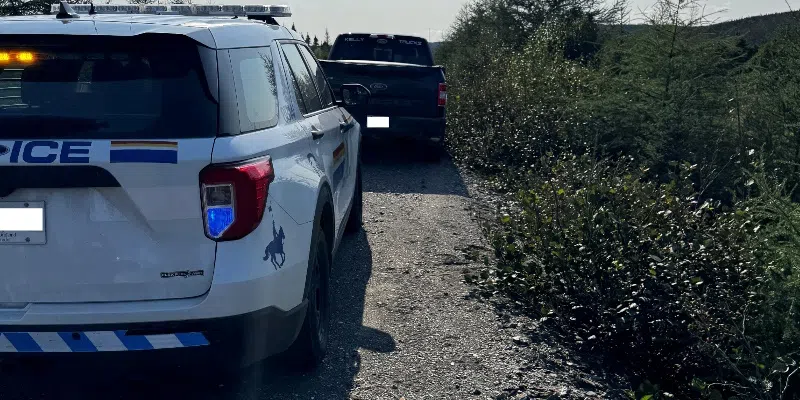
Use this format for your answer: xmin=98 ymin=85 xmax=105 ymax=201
xmin=444 ymin=28 xmax=594 ymax=176
xmin=738 ymin=24 xmax=800 ymax=201
xmin=442 ymin=0 xmax=800 ymax=397
xmin=479 ymin=153 xmax=771 ymax=396
xmin=584 ymin=24 xmax=751 ymax=199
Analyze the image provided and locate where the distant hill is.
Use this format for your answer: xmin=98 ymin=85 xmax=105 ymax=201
xmin=609 ymin=11 xmax=798 ymax=46
xmin=429 ymin=41 xmax=442 ymax=53
xmin=706 ymin=11 xmax=799 ymax=45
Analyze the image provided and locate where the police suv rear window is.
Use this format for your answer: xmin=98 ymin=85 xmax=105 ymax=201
xmin=329 ymin=35 xmax=433 ymax=65
xmin=0 ymin=35 xmax=218 ymax=139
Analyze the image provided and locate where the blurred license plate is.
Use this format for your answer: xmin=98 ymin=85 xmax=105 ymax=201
xmin=0 ymin=202 xmax=46 ymax=245
xmin=367 ymin=116 xmax=389 ymax=128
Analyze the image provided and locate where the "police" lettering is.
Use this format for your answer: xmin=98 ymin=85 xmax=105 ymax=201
xmin=4 ymin=141 xmax=92 ymax=164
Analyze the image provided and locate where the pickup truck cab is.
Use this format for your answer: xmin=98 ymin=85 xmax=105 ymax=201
xmin=320 ymin=33 xmax=447 ymax=160
xmin=0 ymin=1 xmax=369 ymax=372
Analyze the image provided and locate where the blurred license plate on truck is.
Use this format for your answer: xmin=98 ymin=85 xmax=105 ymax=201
xmin=0 ymin=202 xmax=46 ymax=245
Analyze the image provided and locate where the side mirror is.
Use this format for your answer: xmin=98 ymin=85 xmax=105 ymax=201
xmin=338 ymin=84 xmax=371 ymax=107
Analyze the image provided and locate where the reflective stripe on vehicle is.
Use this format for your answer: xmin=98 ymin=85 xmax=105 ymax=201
xmin=0 ymin=331 xmax=209 ymax=352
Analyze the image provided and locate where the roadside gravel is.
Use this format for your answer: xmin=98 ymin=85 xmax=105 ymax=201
xmin=0 ymin=145 xmax=626 ymax=400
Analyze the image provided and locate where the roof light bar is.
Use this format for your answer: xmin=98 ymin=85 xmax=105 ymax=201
xmin=67 ymin=4 xmax=91 ymax=14
xmin=143 ymin=5 xmax=169 ymax=13
xmin=49 ymin=3 xmax=292 ymax=17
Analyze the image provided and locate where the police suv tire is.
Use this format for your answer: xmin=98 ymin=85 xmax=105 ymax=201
xmin=344 ymin=163 xmax=363 ymax=234
xmin=285 ymin=226 xmax=330 ymax=371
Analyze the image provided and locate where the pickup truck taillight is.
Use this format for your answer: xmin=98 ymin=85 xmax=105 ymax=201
xmin=438 ymin=83 xmax=447 ymax=107
xmin=199 ymin=157 xmax=275 ymax=241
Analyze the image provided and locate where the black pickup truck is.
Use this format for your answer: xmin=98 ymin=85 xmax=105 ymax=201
xmin=320 ymin=33 xmax=447 ymax=159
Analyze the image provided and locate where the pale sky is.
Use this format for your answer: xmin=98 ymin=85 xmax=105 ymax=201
xmin=217 ymin=0 xmax=800 ymax=43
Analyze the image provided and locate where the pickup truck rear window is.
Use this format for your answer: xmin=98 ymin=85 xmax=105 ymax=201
xmin=329 ymin=36 xmax=433 ymax=66
xmin=0 ymin=35 xmax=217 ymax=139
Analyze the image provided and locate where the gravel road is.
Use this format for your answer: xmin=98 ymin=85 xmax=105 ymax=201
xmin=0 ymin=145 xmax=623 ymax=400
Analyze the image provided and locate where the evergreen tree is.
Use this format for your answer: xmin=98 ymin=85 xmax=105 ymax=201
xmin=320 ymin=28 xmax=332 ymax=59
xmin=291 ymin=23 xmax=296 ymax=31
xmin=313 ymin=36 xmax=319 ymax=48
xmin=304 ymin=33 xmax=311 ymax=45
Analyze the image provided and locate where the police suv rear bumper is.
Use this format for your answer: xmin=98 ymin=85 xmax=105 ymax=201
xmin=0 ymin=301 xmax=307 ymax=360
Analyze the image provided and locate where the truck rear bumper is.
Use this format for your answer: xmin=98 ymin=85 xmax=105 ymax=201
xmin=361 ymin=115 xmax=446 ymax=142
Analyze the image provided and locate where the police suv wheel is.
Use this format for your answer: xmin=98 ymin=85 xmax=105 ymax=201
xmin=285 ymin=227 xmax=330 ymax=371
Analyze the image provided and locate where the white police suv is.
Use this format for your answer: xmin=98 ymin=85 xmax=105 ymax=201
xmin=0 ymin=2 xmax=368 ymax=370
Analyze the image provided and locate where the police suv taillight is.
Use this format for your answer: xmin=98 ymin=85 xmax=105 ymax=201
xmin=199 ymin=157 xmax=274 ymax=241
xmin=437 ymin=83 xmax=447 ymax=107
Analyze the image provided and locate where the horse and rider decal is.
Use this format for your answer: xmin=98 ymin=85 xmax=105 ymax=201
xmin=264 ymin=206 xmax=286 ymax=269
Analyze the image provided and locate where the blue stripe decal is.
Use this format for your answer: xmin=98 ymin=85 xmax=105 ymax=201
xmin=114 ymin=331 xmax=154 ymax=351
xmin=175 ymin=332 xmax=209 ymax=347
xmin=58 ymin=332 xmax=98 ymax=352
xmin=332 ymin=162 xmax=345 ymax=188
xmin=4 ymin=333 xmax=43 ymax=352
xmin=0 ymin=331 xmax=209 ymax=352
xmin=110 ymin=149 xmax=178 ymax=164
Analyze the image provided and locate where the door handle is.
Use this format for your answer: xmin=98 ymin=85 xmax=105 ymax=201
xmin=340 ymin=117 xmax=355 ymax=131
xmin=311 ymin=126 xmax=324 ymax=140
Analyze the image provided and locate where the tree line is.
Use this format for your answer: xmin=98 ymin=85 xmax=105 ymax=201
xmin=290 ymin=23 xmax=332 ymax=60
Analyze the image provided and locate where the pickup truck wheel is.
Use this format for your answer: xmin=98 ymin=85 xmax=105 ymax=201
xmin=284 ymin=228 xmax=330 ymax=371
xmin=345 ymin=163 xmax=363 ymax=234
xmin=421 ymin=143 xmax=443 ymax=163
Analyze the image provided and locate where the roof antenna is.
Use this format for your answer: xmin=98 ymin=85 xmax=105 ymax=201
xmin=89 ymin=2 xmax=96 ymax=15
xmin=56 ymin=1 xmax=80 ymax=19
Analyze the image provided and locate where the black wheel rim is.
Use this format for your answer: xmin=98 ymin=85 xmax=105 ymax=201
xmin=357 ymin=179 xmax=363 ymax=212
xmin=312 ymin=255 xmax=328 ymax=348
xmin=357 ymin=169 xmax=363 ymax=215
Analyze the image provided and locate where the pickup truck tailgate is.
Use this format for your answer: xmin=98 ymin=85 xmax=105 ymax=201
xmin=322 ymin=60 xmax=443 ymax=119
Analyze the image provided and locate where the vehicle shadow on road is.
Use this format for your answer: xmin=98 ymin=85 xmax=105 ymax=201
xmin=235 ymin=229 xmax=393 ymax=399
xmin=361 ymin=140 xmax=470 ymax=197
xmin=0 ymin=230 xmax=390 ymax=400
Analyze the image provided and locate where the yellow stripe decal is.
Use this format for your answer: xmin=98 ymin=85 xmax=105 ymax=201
xmin=333 ymin=143 xmax=346 ymax=163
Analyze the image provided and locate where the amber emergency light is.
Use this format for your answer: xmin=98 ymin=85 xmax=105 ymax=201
xmin=0 ymin=51 xmax=35 ymax=64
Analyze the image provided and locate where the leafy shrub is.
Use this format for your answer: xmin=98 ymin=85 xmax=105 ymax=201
xmin=444 ymin=29 xmax=594 ymax=176
xmin=438 ymin=0 xmax=614 ymax=179
xmin=477 ymin=152 xmax=768 ymax=396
